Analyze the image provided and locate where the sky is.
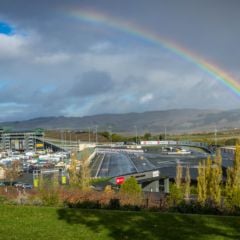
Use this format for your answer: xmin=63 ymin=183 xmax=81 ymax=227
xmin=0 ymin=0 xmax=240 ymax=121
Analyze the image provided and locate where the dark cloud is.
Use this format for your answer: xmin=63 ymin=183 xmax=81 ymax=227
xmin=71 ymin=70 xmax=114 ymax=97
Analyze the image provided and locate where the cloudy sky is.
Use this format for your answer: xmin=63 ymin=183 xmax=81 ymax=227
xmin=0 ymin=0 xmax=240 ymax=121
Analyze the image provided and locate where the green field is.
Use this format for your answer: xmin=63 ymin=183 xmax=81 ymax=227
xmin=0 ymin=205 xmax=240 ymax=240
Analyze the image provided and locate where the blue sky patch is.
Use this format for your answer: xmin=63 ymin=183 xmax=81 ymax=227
xmin=0 ymin=21 xmax=14 ymax=35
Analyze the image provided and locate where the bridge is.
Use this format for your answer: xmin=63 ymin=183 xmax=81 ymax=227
xmin=140 ymin=140 xmax=212 ymax=153
xmin=112 ymin=170 xmax=170 ymax=193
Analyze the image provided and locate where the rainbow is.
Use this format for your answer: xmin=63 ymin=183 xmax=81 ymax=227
xmin=66 ymin=8 xmax=240 ymax=97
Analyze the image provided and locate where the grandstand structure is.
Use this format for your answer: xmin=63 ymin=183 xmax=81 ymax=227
xmin=0 ymin=128 xmax=44 ymax=151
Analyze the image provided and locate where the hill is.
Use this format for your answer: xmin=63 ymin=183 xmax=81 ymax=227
xmin=1 ymin=108 xmax=240 ymax=133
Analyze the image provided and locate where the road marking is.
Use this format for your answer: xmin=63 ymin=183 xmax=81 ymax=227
xmin=125 ymin=153 xmax=139 ymax=173
xmin=95 ymin=153 xmax=105 ymax=177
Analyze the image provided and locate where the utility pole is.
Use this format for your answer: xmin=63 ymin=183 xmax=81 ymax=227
xmin=164 ymin=126 xmax=167 ymax=140
xmin=214 ymin=125 xmax=217 ymax=146
xmin=64 ymin=130 xmax=67 ymax=149
xmin=95 ymin=125 xmax=98 ymax=144
xmin=88 ymin=127 xmax=90 ymax=144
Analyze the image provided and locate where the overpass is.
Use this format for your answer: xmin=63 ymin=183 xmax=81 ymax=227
xmin=140 ymin=140 xmax=212 ymax=153
xmin=112 ymin=169 xmax=170 ymax=193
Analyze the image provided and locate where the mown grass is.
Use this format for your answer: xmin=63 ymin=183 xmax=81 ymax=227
xmin=0 ymin=205 xmax=240 ymax=240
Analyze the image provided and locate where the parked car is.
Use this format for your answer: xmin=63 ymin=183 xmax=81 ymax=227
xmin=14 ymin=182 xmax=24 ymax=188
xmin=22 ymin=183 xmax=33 ymax=189
xmin=0 ymin=182 xmax=5 ymax=187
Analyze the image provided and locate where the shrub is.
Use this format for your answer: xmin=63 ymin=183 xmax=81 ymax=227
xmin=108 ymin=198 xmax=120 ymax=209
xmin=121 ymin=204 xmax=141 ymax=211
xmin=119 ymin=177 xmax=143 ymax=206
xmin=167 ymin=183 xmax=184 ymax=207
xmin=39 ymin=190 xmax=60 ymax=206
xmin=68 ymin=200 xmax=101 ymax=209
xmin=171 ymin=200 xmax=224 ymax=215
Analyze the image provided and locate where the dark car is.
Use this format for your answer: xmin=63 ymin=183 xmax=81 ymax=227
xmin=0 ymin=182 xmax=5 ymax=187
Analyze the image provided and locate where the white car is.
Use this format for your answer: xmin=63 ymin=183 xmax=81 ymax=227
xmin=22 ymin=183 xmax=33 ymax=189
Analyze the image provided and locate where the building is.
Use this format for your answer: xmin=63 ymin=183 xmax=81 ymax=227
xmin=0 ymin=129 xmax=44 ymax=152
xmin=220 ymin=146 xmax=235 ymax=160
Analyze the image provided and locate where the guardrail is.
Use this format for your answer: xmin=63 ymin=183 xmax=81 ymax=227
xmin=140 ymin=140 xmax=211 ymax=152
xmin=95 ymin=148 xmax=144 ymax=154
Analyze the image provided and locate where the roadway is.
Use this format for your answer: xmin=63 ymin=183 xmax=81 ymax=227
xmin=90 ymin=147 xmax=212 ymax=179
xmin=94 ymin=152 xmax=137 ymax=177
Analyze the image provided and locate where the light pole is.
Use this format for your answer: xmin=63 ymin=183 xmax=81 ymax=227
xmin=134 ymin=125 xmax=138 ymax=144
xmin=75 ymin=135 xmax=78 ymax=151
xmin=61 ymin=130 xmax=64 ymax=149
xmin=214 ymin=125 xmax=217 ymax=146
xmin=108 ymin=126 xmax=112 ymax=147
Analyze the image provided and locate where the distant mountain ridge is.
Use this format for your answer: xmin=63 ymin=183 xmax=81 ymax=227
xmin=1 ymin=109 xmax=240 ymax=133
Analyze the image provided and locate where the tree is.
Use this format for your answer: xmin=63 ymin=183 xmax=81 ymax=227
xmin=68 ymin=149 xmax=91 ymax=191
xmin=78 ymin=148 xmax=91 ymax=191
xmin=168 ymin=163 xmax=184 ymax=206
xmin=143 ymin=133 xmax=151 ymax=140
xmin=197 ymin=160 xmax=207 ymax=204
xmin=184 ymin=165 xmax=191 ymax=200
xmin=159 ymin=135 xmax=164 ymax=140
xmin=197 ymin=152 xmax=222 ymax=205
xmin=225 ymin=138 xmax=239 ymax=146
xmin=5 ymin=160 xmax=21 ymax=185
xmin=111 ymin=133 xmax=125 ymax=142
xmin=100 ymin=131 xmax=110 ymax=140
xmin=225 ymin=144 xmax=240 ymax=208
xmin=120 ymin=177 xmax=142 ymax=205
xmin=68 ymin=152 xmax=80 ymax=186
xmin=175 ymin=163 xmax=183 ymax=189
xmin=209 ymin=149 xmax=222 ymax=205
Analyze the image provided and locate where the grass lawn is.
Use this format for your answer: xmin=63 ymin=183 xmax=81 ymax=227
xmin=0 ymin=205 xmax=240 ymax=240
